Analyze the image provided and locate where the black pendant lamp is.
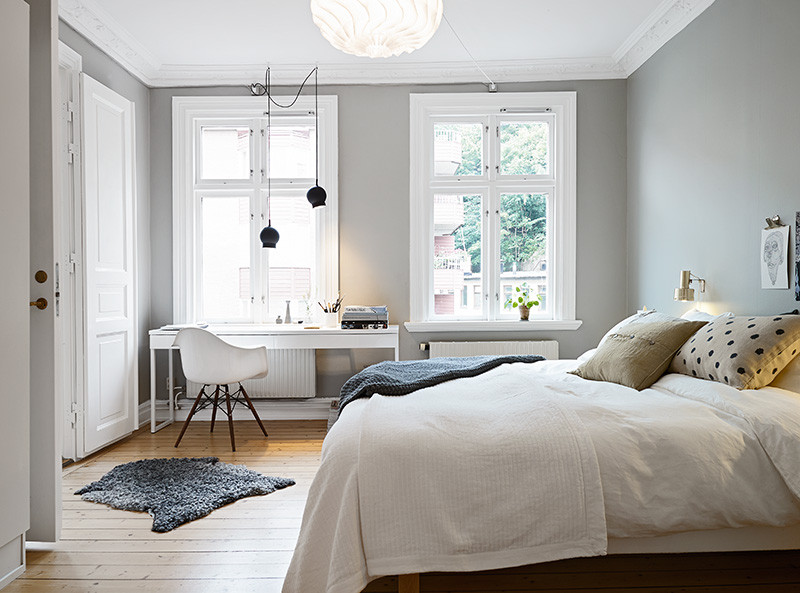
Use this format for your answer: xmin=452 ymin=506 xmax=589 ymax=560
xmin=261 ymin=68 xmax=279 ymax=248
xmin=307 ymin=67 xmax=327 ymax=208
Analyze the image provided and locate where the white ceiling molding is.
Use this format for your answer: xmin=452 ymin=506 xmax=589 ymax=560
xmin=613 ymin=0 xmax=717 ymax=76
xmin=59 ymin=0 xmax=161 ymax=84
xmin=156 ymin=58 xmax=625 ymax=88
xmin=58 ymin=0 xmax=714 ymax=88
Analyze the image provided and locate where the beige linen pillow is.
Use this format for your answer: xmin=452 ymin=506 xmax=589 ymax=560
xmin=570 ymin=316 xmax=707 ymax=390
xmin=669 ymin=315 xmax=800 ymax=389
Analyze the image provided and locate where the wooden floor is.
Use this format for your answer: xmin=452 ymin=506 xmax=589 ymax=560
xmin=8 ymin=420 xmax=800 ymax=593
xmin=11 ymin=420 xmax=325 ymax=593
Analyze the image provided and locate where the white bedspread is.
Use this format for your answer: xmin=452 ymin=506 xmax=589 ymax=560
xmin=282 ymin=359 xmax=800 ymax=593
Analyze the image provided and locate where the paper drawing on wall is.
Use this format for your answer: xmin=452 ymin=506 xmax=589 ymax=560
xmin=795 ymin=212 xmax=800 ymax=300
xmin=761 ymin=225 xmax=789 ymax=289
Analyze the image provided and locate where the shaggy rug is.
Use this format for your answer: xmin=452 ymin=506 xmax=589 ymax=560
xmin=75 ymin=457 xmax=294 ymax=532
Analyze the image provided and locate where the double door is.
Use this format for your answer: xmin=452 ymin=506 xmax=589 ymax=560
xmin=59 ymin=62 xmax=138 ymax=458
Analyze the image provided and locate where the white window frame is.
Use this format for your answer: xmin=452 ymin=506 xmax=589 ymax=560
xmin=172 ymin=95 xmax=338 ymax=323
xmin=407 ymin=92 xmax=580 ymax=332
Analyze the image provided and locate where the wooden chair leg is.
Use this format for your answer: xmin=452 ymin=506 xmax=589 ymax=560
xmin=175 ymin=386 xmax=205 ymax=448
xmin=224 ymin=384 xmax=236 ymax=451
xmin=239 ymin=383 xmax=268 ymax=438
xmin=210 ymin=385 xmax=220 ymax=433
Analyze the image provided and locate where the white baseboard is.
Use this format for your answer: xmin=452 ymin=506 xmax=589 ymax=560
xmin=0 ymin=535 xmax=25 ymax=590
xmin=147 ymin=397 xmax=336 ymax=423
xmin=137 ymin=401 xmax=150 ymax=429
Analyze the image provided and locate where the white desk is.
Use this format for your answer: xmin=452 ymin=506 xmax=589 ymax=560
xmin=149 ymin=324 xmax=400 ymax=433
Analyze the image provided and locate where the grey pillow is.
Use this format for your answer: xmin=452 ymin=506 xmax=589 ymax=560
xmin=570 ymin=316 xmax=707 ymax=390
xmin=669 ymin=315 xmax=800 ymax=389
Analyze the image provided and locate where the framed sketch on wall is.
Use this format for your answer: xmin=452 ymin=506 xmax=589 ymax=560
xmin=795 ymin=212 xmax=800 ymax=300
xmin=762 ymin=224 xmax=789 ymax=289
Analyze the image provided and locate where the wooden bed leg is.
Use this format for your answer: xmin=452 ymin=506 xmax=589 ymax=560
xmin=398 ymin=573 xmax=420 ymax=593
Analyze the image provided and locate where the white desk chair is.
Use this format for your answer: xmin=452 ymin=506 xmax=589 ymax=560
xmin=173 ymin=328 xmax=269 ymax=451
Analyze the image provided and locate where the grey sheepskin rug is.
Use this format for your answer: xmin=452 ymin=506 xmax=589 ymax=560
xmin=75 ymin=457 xmax=294 ymax=532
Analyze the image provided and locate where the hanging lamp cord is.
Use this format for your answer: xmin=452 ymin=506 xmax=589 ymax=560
xmin=249 ymin=67 xmax=318 ymax=109
xmin=315 ymin=67 xmax=319 ymax=186
xmin=266 ymin=67 xmax=271 ymax=226
xmin=442 ymin=12 xmax=496 ymax=91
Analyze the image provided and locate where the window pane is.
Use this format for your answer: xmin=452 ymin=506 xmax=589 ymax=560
xmin=200 ymin=126 xmax=251 ymax=180
xmin=433 ymin=194 xmax=482 ymax=317
xmin=500 ymin=193 xmax=547 ymax=314
xmin=434 ymin=123 xmax=483 ymax=176
xmin=499 ymin=121 xmax=549 ymax=176
xmin=269 ymin=124 xmax=316 ymax=178
xmin=201 ymin=196 xmax=251 ymax=320
xmin=266 ymin=194 xmax=314 ymax=318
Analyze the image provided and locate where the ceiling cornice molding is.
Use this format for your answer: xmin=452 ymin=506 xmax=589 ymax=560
xmin=614 ymin=0 xmax=716 ymax=76
xmin=155 ymin=58 xmax=626 ymax=88
xmin=59 ymin=0 xmax=161 ymax=85
xmin=58 ymin=0 xmax=713 ymax=88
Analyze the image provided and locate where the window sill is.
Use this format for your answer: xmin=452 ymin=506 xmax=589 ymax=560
xmin=403 ymin=320 xmax=583 ymax=333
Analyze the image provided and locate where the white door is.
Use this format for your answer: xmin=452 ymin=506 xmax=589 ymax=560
xmin=81 ymin=74 xmax=137 ymax=455
xmin=0 ymin=0 xmax=30 ymax=584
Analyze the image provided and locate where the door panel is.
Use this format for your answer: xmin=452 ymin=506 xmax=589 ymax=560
xmin=81 ymin=74 xmax=137 ymax=455
xmin=0 ymin=0 xmax=30 ymax=569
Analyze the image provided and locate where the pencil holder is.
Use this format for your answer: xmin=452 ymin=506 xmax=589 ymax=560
xmin=323 ymin=312 xmax=339 ymax=328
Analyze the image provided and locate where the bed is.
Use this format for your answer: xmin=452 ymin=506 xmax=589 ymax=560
xmin=282 ymin=317 xmax=800 ymax=593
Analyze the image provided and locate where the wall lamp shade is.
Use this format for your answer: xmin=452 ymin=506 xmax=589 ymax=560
xmin=306 ymin=185 xmax=327 ymax=208
xmin=674 ymin=270 xmax=706 ymax=302
xmin=310 ymin=0 xmax=443 ymax=58
xmin=260 ymin=224 xmax=280 ymax=248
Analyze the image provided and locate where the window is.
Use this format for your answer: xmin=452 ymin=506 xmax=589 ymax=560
xmin=408 ymin=92 xmax=578 ymax=331
xmin=173 ymin=96 xmax=338 ymax=323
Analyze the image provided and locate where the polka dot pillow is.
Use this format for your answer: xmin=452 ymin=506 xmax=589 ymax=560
xmin=669 ymin=315 xmax=800 ymax=389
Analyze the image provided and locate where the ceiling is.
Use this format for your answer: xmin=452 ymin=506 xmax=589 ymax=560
xmin=59 ymin=0 xmax=716 ymax=87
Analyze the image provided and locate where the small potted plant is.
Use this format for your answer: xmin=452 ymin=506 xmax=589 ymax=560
xmin=506 ymin=283 xmax=540 ymax=321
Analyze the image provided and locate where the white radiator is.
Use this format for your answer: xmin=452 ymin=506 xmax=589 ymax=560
xmin=187 ymin=349 xmax=316 ymax=399
xmin=429 ymin=340 xmax=559 ymax=360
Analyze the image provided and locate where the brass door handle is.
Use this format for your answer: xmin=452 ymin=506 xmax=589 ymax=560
xmin=30 ymin=298 xmax=48 ymax=310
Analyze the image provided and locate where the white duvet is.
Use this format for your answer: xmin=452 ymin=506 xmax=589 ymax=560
xmin=283 ymin=358 xmax=800 ymax=593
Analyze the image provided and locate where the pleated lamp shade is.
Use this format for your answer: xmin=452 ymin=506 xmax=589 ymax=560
xmin=310 ymin=0 xmax=443 ymax=58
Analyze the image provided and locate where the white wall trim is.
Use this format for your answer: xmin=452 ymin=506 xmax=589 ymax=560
xmin=58 ymin=0 xmax=714 ymax=87
xmin=614 ymin=0 xmax=717 ymax=76
xmin=58 ymin=0 xmax=160 ymax=84
xmin=404 ymin=320 xmax=582 ymax=333
xmin=153 ymin=58 xmax=625 ymax=87
xmin=137 ymin=401 xmax=150 ymax=429
xmin=0 ymin=535 xmax=25 ymax=590
xmin=168 ymin=398 xmax=336 ymax=422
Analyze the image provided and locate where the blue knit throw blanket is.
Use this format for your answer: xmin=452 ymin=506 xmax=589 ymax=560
xmin=338 ymin=355 xmax=544 ymax=414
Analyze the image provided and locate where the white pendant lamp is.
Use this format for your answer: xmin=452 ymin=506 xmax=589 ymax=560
xmin=310 ymin=0 xmax=443 ymax=58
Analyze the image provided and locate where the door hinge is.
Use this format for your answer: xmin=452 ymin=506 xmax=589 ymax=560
xmin=67 ymin=143 xmax=78 ymax=164
xmin=68 ymin=253 xmax=78 ymax=274
xmin=66 ymin=100 xmax=76 ymax=122
xmin=70 ymin=402 xmax=82 ymax=426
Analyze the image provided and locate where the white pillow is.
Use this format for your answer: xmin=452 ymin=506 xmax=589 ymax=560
xmin=680 ymin=308 xmax=734 ymax=322
xmin=770 ymin=350 xmax=800 ymax=393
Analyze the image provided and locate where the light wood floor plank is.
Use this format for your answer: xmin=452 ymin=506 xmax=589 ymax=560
xmin=8 ymin=421 xmax=324 ymax=593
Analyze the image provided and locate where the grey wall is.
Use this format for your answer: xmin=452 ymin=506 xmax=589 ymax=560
xmin=59 ymin=23 xmax=152 ymax=405
xmin=628 ymin=0 xmax=800 ymax=317
xmin=150 ymin=80 xmax=628 ymax=379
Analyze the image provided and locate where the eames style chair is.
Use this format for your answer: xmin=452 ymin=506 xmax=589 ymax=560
xmin=173 ymin=328 xmax=269 ymax=451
